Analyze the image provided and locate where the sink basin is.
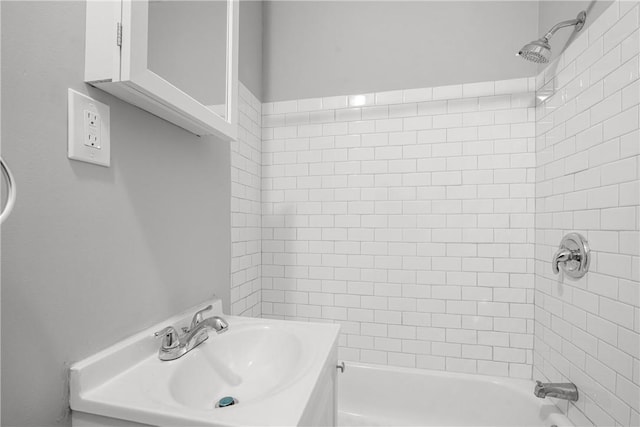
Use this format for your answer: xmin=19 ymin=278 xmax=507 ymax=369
xmin=170 ymin=324 xmax=303 ymax=408
xmin=70 ymin=300 xmax=340 ymax=426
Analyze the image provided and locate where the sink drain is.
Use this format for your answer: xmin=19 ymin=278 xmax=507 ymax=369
xmin=215 ymin=396 xmax=238 ymax=408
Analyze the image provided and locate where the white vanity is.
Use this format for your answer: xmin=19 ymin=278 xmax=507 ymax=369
xmin=70 ymin=299 xmax=340 ymax=426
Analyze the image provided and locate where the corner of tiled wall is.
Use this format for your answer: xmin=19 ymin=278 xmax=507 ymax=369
xmin=230 ymin=83 xmax=262 ymax=316
xmin=534 ymin=0 xmax=640 ymax=425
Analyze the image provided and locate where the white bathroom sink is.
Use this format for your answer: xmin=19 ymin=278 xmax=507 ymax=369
xmin=70 ymin=300 xmax=339 ymax=426
xmin=169 ymin=323 xmax=304 ymax=408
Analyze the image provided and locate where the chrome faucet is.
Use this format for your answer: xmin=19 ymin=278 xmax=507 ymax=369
xmin=154 ymin=305 xmax=228 ymax=361
xmin=534 ymin=381 xmax=578 ymax=401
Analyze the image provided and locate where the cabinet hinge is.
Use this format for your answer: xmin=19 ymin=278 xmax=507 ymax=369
xmin=116 ymin=22 xmax=122 ymax=47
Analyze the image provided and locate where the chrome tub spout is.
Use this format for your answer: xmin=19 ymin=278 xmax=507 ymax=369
xmin=534 ymin=381 xmax=578 ymax=401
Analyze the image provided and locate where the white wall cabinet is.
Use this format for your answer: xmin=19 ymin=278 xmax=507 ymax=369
xmin=85 ymin=0 xmax=238 ymax=140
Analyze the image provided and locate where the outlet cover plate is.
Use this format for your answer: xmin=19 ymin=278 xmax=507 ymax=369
xmin=68 ymin=89 xmax=110 ymax=167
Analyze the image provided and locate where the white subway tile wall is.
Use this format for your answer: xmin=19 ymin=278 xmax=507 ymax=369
xmin=230 ymin=84 xmax=262 ymax=316
xmin=534 ymin=1 xmax=640 ymax=425
xmin=261 ymin=77 xmax=538 ymax=378
xmin=230 ymin=3 xmax=639 ymax=423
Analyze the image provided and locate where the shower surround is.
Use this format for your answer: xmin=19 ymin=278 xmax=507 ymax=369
xmin=229 ymin=1 xmax=639 ymax=425
xmin=261 ymin=80 xmax=538 ymax=379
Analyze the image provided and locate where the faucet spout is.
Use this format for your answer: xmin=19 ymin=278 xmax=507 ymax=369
xmin=184 ymin=316 xmax=228 ymax=344
xmin=199 ymin=316 xmax=229 ymax=333
xmin=534 ymin=381 xmax=578 ymax=401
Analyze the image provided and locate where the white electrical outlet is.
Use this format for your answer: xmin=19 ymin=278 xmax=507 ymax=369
xmin=68 ymin=89 xmax=110 ymax=167
xmin=84 ymin=109 xmax=101 ymax=149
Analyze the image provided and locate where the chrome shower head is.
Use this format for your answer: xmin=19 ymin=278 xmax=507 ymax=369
xmin=518 ymin=38 xmax=552 ymax=64
xmin=517 ymin=11 xmax=586 ymax=64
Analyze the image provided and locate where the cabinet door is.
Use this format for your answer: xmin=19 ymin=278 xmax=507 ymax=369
xmin=85 ymin=0 xmax=238 ymax=140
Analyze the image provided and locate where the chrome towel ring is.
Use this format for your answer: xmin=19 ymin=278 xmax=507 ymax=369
xmin=0 ymin=156 xmax=16 ymax=224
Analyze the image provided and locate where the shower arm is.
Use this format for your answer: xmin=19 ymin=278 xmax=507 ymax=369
xmin=543 ymin=20 xmax=580 ymax=40
xmin=542 ymin=11 xmax=587 ymax=41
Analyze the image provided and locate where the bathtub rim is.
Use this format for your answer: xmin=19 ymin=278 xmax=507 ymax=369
xmin=340 ymin=360 xmax=538 ymax=393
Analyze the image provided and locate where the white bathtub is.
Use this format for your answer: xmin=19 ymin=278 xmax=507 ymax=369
xmin=338 ymin=363 xmax=573 ymax=427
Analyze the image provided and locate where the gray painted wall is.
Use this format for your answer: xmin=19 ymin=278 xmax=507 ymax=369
xmin=1 ymin=2 xmax=230 ymax=425
xmin=537 ymin=0 xmax=614 ymax=66
xmin=240 ymin=0 xmax=263 ymax=100
xmin=262 ymin=1 xmax=540 ymax=102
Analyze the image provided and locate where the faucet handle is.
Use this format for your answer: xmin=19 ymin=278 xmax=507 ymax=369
xmin=154 ymin=326 xmax=180 ymax=350
xmin=552 ymin=248 xmax=572 ymax=274
xmin=190 ymin=305 xmax=213 ymax=331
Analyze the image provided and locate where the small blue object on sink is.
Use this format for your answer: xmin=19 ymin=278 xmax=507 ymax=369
xmin=217 ymin=396 xmax=236 ymax=408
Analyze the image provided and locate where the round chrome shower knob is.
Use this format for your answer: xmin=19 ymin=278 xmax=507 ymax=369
xmin=552 ymin=233 xmax=590 ymax=279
